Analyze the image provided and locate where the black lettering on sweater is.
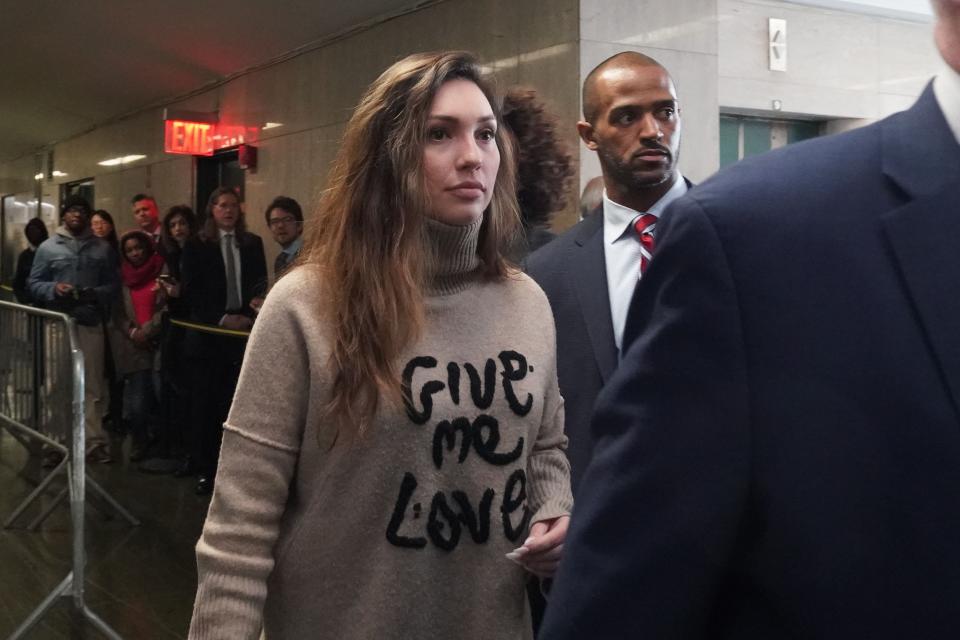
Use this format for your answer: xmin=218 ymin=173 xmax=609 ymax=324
xmin=499 ymin=351 xmax=533 ymax=416
xmin=401 ymin=356 xmax=443 ymax=424
xmin=464 ymin=360 xmax=497 ymax=409
xmin=432 ymin=414 xmax=524 ymax=469
xmin=386 ymin=472 xmax=527 ymax=551
xmin=387 ymin=350 xmax=542 ymax=551
xmin=454 ymin=489 xmax=493 ymax=544
xmin=428 ymin=492 xmax=461 ymax=551
xmin=501 ymin=469 xmax=532 ymax=542
xmin=385 ymin=472 xmax=427 ymax=548
xmin=472 ymin=414 xmax=524 ymax=466
xmin=447 ymin=362 xmax=461 ymax=405
xmin=432 ymin=417 xmax=472 ymax=469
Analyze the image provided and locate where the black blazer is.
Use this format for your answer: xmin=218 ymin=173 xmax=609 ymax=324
xmin=180 ymin=232 xmax=267 ymax=356
xmin=526 ymin=211 xmax=614 ymax=491
xmin=541 ymin=84 xmax=960 ymax=639
xmin=526 ymin=179 xmax=693 ymax=490
xmin=181 ymin=232 xmax=267 ymax=325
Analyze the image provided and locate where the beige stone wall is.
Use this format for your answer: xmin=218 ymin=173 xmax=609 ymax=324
xmin=579 ymin=0 xmax=721 ymax=188
xmin=2 ymin=0 xmax=581 ymax=283
xmin=718 ymin=0 xmax=938 ymax=122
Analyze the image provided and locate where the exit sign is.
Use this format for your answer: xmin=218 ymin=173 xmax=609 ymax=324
xmin=165 ymin=119 xmax=215 ymax=156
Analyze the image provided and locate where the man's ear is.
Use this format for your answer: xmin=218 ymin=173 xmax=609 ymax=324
xmin=577 ymin=120 xmax=598 ymax=151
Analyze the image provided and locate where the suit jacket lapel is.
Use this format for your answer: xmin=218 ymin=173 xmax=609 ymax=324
xmin=881 ymin=83 xmax=960 ymax=420
xmin=571 ymin=210 xmax=618 ymax=382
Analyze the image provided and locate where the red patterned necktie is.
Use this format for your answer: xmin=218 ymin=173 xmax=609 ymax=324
xmin=633 ymin=213 xmax=658 ymax=275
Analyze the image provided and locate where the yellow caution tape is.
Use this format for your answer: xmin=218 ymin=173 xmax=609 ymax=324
xmin=169 ymin=318 xmax=251 ymax=338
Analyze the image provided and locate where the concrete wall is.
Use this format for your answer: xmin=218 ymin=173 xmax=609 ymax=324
xmin=578 ymin=0 xmax=721 ymax=188
xmin=719 ymin=0 xmax=939 ymax=122
xmin=1 ymin=0 xmax=581 ymax=281
xmin=1 ymin=0 xmax=944 ymax=285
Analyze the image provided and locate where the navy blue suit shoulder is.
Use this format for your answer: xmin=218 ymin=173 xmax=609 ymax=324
xmin=543 ymin=84 xmax=960 ymax=640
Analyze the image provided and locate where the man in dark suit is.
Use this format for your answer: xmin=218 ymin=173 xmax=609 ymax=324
xmin=527 ymin=51 xmax=690 ymax=490
xmin=265 ymin=195 xmax=304 ymax=279
xmin=180 ymin=187 xmax=267 ymax=494
xmin=541 ymin=3 xmax=960 ymax=637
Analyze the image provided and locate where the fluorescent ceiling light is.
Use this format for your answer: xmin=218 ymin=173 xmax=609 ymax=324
xmin=52 ymin=170 xmax=67 ymax=177
xmin=98 ymin=154 xmax=146 ymax=167
xmin=34 ymin=173 xmax=44 ymax=180
xmin=262 ymin=122 xmax=283 ymax=130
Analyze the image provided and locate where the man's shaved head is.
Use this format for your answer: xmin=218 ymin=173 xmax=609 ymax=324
xmin=582 ymin=52 xmax=669 ymax=124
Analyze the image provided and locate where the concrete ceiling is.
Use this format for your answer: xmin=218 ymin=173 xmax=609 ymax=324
xmin=0 ymin=0 xmax=426 ymax=163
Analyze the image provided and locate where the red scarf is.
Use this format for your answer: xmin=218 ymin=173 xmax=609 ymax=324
xmin=122 ymin=253 xmax=165 ymax=326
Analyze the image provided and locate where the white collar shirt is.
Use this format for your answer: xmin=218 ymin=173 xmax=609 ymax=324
xmin=603 ymin=174 xmax=688 ymax=353
xmin=933 ymin=64 xmax=960 ymax=146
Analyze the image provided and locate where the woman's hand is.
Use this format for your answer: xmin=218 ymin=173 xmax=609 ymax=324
xmin=507 ymin=515 xmax=569 ymax=578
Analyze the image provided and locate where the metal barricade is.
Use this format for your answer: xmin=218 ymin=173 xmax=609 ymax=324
xmin=0 ymin=300 xmax=138 ymax=640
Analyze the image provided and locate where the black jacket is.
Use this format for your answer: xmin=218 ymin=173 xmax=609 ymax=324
xmin=13 ymin=247 xmax=36 ymax=304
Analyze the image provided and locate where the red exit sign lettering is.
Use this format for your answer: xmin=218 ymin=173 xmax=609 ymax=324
xmin=164 ymin=120 xmax=214 ymax=156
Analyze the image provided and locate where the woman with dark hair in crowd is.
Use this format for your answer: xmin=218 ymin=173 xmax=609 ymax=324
xmin=88 ymin=208 xmax=125 ymax=440
xmin=152 ymin=205 xmax=198 ymax=472
xmin=13 ymin=218 xmax=49 ymax=304
xmin=90 ymin=209 xmax=120 ymax=254
xmin=159 ymin=205 xmax=198 ymax=282
xmin=179 ymin=187 xmax=266 ymax=494
xmin=189 ymin=52 xmax=573 ymax=640
xmin=110 ymin=230 xmax=167 ymax=461
xmin=501 ymin=87 xmax=575 ymax=258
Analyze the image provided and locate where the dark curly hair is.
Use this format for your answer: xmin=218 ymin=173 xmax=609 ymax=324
xmin=501 ymin=87 xmax=575 ymax=229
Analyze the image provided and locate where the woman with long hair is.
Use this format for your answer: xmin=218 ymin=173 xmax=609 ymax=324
xmin=152 ymin=205 xmax=198 ymax=472
xmin=90 ymin=208 xmax=124 ymax=441
xmin=90 ymin=209 xmax=119 ymax=254
xmin=159 ymin=204 xmax=198 ymax=281
xmin=189 ymin=51 xmax=572 ymax=640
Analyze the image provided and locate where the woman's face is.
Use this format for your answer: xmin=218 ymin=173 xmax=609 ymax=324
xmin=422 ymin=79 xmax=500 ymax=226
xmin=168 ymin=214 xmax=190 ymax=244
xmin=91 ymin=214 xmax=113 ymax=238
xmin=124 ymin=238 xmax=147 ymax=267
xmin=211 ymin=193 xmax=240 ymax=231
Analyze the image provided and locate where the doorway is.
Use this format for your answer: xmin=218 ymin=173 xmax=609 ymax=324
xmin=61 ymin=178 xmax=95 ymax=207
xmin=196 ymin=149 xmax=244 ymax=223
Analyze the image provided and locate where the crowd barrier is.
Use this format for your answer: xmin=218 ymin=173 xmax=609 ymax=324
xmin=0 ymin=300 xmax=137 ymax=640
xmin=169 ymin=317 xmax=251 ymax=338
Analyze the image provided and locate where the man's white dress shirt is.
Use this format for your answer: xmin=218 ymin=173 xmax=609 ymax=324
xmin=603 ymin=174 xmax=688 ymax=353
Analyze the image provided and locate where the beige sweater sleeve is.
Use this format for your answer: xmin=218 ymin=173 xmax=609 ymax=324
xmin=189 ymin=279 xmax=311 ymax=640
xmin=526 ymin=311 xmax=574 ymax=524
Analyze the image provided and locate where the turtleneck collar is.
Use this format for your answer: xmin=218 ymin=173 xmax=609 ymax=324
xmin=424 ymin=215 xmax=483 ymax=296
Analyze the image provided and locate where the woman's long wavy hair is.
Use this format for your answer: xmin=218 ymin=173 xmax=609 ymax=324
xmin=300 ymin=51 xmax=520 ymax=439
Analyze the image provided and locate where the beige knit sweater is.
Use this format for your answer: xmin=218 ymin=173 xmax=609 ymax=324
xmin=189 ymin=218 xmax=573 ymax=640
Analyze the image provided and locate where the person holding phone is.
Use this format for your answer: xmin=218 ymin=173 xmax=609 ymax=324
xmin=188 ymin=51 xmax=573 ymax=640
